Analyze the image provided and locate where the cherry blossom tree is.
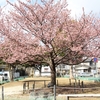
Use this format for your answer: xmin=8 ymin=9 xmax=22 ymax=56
xmin=0 ymin=0 xmax=100 ymax=84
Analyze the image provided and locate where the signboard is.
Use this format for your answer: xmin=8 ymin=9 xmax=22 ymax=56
xmin=93 ymin=58 xmax=98 ymax=63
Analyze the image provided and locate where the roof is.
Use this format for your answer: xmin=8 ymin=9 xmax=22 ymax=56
xmin=75 ymin=64 xmax=94 ymax=70
xmin=75 ymin=66 xmax=89 ymax=70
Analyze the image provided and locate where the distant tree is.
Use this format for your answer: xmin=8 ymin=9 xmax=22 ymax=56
xmin=0 ymin=0 xmax=100 ymax=84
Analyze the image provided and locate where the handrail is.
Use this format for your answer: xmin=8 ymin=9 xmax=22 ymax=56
xmin=58 ymin=94 xmax=100 ymax=100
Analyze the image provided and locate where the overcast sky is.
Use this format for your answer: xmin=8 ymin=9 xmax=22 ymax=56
xmin=1 ymin=0 xmax=100 ymax=17
xmin=67 ymin=0 xmax=100 ymax=17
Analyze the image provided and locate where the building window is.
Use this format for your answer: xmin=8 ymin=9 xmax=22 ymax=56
xmin=44 ymin=68 xmax=49 ymax=71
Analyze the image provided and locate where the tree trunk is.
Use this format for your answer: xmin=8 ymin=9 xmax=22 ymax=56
xmin=8 ymin=66 xmax=13 ymax=81
xmin=39 ymin=68 xmax=41 ymax=76
xmin=39 ymin=64 xmax=42 ymax=76
xmin=49 ymin=52 xmax=56 ymax=85
xmin=70 ymin=65 xmax=74 ymax=79
xmin=50 ymin=66 xmax=56 ymax=85
xmin=30 ymin=67 xmax=34 ymax=77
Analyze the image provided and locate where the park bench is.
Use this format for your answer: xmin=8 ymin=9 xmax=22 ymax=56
xmin=58 ymin=94 xmax=100 ymax=100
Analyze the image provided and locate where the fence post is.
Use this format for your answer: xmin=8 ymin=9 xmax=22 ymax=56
xmin=54 ymin=85 xmax=56 ymax=100
xmin=2 ymin=86 xmax=4 ymax=100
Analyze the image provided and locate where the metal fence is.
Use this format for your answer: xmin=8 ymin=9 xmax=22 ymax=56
xmin=0 ymin=86 xmax=55 ymax=100
xmin=29 ymin=90 xmax=54 ymax=100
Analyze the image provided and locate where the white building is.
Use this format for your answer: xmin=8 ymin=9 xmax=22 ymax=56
xmin=34 ymin=58 xmax=100 ymax=77
xmin=34 ymin=66 xmax=51 ymax=76
xmin=0 ymin=71 xmax=20 ymax=81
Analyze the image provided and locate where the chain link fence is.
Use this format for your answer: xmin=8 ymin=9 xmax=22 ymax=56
xmin=0 ymin=85 xmax=65 ymax=100
xmin=0 ymin=86 xmax=54 ymax=100
xmin=0 ymin=92 xmax=54 ymax=100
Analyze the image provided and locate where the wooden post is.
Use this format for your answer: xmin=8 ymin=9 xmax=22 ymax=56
xmin=23 ymin=82 xmax=26 ymax=94
xmin=81 ymin=81 xmax=84 ymax=92
xmin=66 ymin=96 xmax=69 ymax=100
xmin=44 ymin=80 xmax=46 ymax=87
xmin=69 ymin=79 xmax=71 ymax=86
xmin=34 ymin=81 xmax=35 ymax=89
xmin=78 ymin=80 xmax=80 ymax=87
xmin=75 ymin=79 xmax=77 ymax=86
xmin=52 ymin=86 xmax=53 ymax=93
xmin=27 ymin=82 xmax=29 ymax=90
xmin=2 ymin=86 xmax=4 ymax=100
xmin=56 ymin=80 xmax=58 ymax=86
xmin=33 ymin=83 xmax=35 ymax=91
xmin=73 ymin=83 xmax=76 ymax=94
